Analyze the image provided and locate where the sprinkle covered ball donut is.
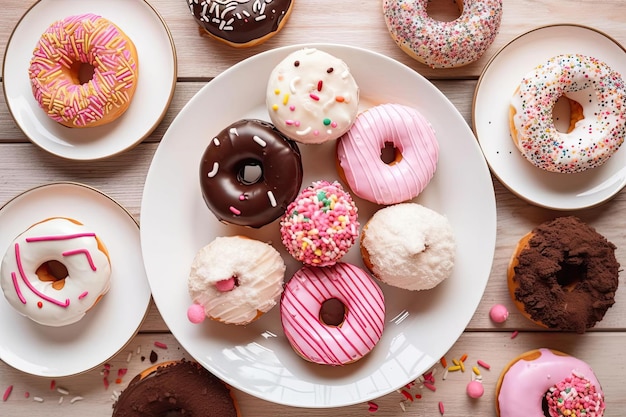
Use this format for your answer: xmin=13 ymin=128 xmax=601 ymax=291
xmin=382 ymin=0 xmax=503 ymax=68
xmin=0 ymin=217 xmax=111 ymax=327
xmin=280 ymin=263 xmax=385 ymax=366
xmin=496 ymin=348 xmax=605 ymax=417
xmin=199 ymin=119 xmax=303 ymax=228
xmin=510 ymin=54 xmax=626 ymax=173
xmin=28 ymin=13 xmax=139 ymax=128
xmin=336 ymin=103 xmax=438 ymax=205
xmin=187 ymin=0 xmax=294 ymax=48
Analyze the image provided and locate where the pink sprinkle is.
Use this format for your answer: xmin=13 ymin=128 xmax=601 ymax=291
xmin=400 ymin=389 xmax=413 ymax=402
xmin=239 ymin=194 xmax=246 ymax=201
xmin=423 ymin=382 xmax=436 ymax=392
xmin=309 ymin=93 xmax=320 ymax=101
xmin=78 ymin=291 xmax=88 ymax=299
xmin=477 ymin=360 xmax=491 ymax=370
xmin=317 ymin=80 xmax=323 ymax=91
xmin=50 ymin=380 xmax=56 ymax=390
xmin=24 ymin=392 xmax=29 ymax=398
xmin=229 ymin=206 xmax=241 ymax=215
xmin=103 ymin=377 xmax=109 ymax=390
xmin=117 ymin=368 xmax=128 ymax=377
xmin=289 ymin=105 xmax=295 ymax=111
xmin=154 ymin=341 xmax=168 ymax=349
xmin=367 ymin=401 xmax=378 ymax=412
xmin=3 ymin=385 xmax=13 ymax=402
xmin=511 ymin=330 xmax=519 ymax=339
xmin=439 ymin=401 xmax=445 ymax=415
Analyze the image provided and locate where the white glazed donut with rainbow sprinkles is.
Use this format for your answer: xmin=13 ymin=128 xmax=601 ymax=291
xmin=382 ymin=0 xmax=503 ymax=68
xmin=509 ymin=54 xmax=626 ymax=174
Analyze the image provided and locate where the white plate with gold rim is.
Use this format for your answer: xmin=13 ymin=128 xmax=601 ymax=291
xmin=473 ymin=24 xmax=626 ymax=210
xmin=2 ymin=0 xmax=176 ymax=161
xmin=0 ymin=182 xmax=151 ymax=377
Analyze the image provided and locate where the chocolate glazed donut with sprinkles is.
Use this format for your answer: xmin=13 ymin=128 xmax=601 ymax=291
xmin=199 ymin=119 xmax=303 ymax=228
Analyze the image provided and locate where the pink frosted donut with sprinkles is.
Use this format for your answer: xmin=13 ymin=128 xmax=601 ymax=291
xmin=382 ymin=0 xmax=503 ymax=68
xmin=280 ymin=180 xmax=359 ymax=266
xmin=496 ymin=348 xmax=605 ymax=417
xmin=510 ymin=54 xmax=626 ymax=173
xmin=337 ymin=103 xmax=438 ymax=205
xmin=280 ymin=262 xmax=385 ymax=365
xmin=28 ymin=13 xmax=139 ymax=128
xmin=266 ymin=48 xmax=360 ymax=144
xmin=0 ymin=217 xmax=111 ymax=327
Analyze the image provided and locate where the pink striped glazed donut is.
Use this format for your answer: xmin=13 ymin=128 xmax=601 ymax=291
xmin=28 ymin=13 xmax=139 ymax=128
xmin=280 ymin=263 xmax=385 ymax=366
xmin=336 ymin=103 xmax=438 ymax=205
xmin=0 ymin=217 xmax=111 ymax=327
xmin=382 ymin=0 xmax=503 ymax=68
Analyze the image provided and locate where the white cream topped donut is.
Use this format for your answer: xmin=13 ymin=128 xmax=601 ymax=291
xmin=337 ymin=103 xmax=438 ymax=205
xmin=187 ymin=235 xmax=286 ymax=325
xmin=510 ymin=54 xmax=626 ymax=173
xmin=0 ymin=217 xmax=111 ymax=327
xmin=266 ymin=48 xmax=359 ymax=144
xmin=361 ymin=203 xmax=455 ymax=291
xmin=280 ymin=262 xmax=385 ymax=365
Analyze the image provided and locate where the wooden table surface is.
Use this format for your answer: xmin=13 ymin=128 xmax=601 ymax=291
xmin=1 ymin=0 xmax=626 ymax=416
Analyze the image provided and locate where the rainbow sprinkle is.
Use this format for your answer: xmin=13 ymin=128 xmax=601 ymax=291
xmin=545 ymin=373 xmax=605 ymax=416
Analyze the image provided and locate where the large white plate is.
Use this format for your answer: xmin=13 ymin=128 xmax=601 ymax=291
xmin=141 ymin=43 xmax=496 ymax=408
xmin=0 ymin=183 xmax=151 ymax=377
xmin=473 ymin=24 xmax=626 ymax=210
xmin=2 ymin=0 xmax=177 ymax=161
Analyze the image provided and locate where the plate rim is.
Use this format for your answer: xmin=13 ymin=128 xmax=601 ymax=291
xmin=472 ymin=23 xmax=626 ymax=210
xmin=1 ymin=0 xmax=178 ymax=161
xmin=0 ymin=181 xmax=151 ymax=377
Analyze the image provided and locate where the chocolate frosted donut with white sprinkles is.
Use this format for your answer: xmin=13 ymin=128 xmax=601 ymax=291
xmin=187 ymin=0 xmax=294 ymax=48
xmin=199 ymin=119 xmax=303 ymax=228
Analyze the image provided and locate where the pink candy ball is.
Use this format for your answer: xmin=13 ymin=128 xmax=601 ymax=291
xmin=489 ymin=304 xmax=509 ymax=323
xmin=466 ymin=380 xmax=484 ymax=399
xmin=187 ymin=304 xmax=206 ymax=324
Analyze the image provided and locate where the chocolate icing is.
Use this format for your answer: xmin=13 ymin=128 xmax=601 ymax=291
xmin=112 ymin=360 xmax=238 ymax=417
xmin=187 ymin=0 xmax=292 ymax=45
xmin=512 ymin=216 xmax=619 ymax=333
xmin=200 ymin=119 xmax=303 ymax=228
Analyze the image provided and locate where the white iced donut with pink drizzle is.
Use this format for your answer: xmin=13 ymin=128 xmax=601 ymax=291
xmin=187 ymin=236 xmax=286 ymax=325
xmin=266 ymin=48 xmax=359 ymax=144
xmin=337 ymin=103 xmax=438 ymax=205
xmin=280 ymin=263 xmax=385 ymax=366
xmin=496 ymin=348 xmax=605 ymax=417
xmin=0 ymin=217 xmax=111 ymax=327
xmin=382 ymin=0 xmax=503 ymax=68
xmin=28 ymin=13 xmax=139 ymax=128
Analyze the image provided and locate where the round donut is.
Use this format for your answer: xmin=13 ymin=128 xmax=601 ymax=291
xmin=28 ymin=13 xmax=139 ymax=128
xmin=382 ymin=0 xmax=503 ymax=68
xmin=112 ymin=360 xmax=240 ymax=417
xmin=508 ymin=216 xmax=619 ymax=333
xmin=280 ymin=180 xmax=359 ymax=267
xmin=280 ymin=262 xmax=385 ymax=366
xmin=187 ymin=0 xmax=294 ymax=48
xmin=0 ymin=217 xmax=111 ymax=327
xmin=187 ymin=235 xmax=286 ymax=325
xmin=360 ymin=203 xmax=455 ymax=291
xmin=199 ymin=119 xmax=303 ymax=228
xmin=336 ymin=103 xmax=438 ymax=205
xmin=510 ymin=54 xmax=626 ymax=173
xmin=266 ymin=48 xmax=360 ymax=144
xmin=496 ymin=348 xmax=605 ymax=417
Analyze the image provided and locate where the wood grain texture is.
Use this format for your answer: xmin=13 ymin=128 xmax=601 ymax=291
xmin=1 ymin=1 xmax=626 ymax=416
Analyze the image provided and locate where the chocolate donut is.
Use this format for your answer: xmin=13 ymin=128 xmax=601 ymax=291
xmin=187 ymin=0 xmax=294 ymax=48
xmin=112 ymin=360 xmax=239 ymax=417
xmin=200 ymin=119 xmax=303 ymax=228
xmin=508 ymin=216 xmax=620 ymax=333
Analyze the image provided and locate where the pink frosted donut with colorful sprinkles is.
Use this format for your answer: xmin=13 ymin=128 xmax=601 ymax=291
xmin=280 ymin=180 xmax=359 ymax=266
xmin=28 ymin=13 xmax=139 ymax=128
xmin=510 ymin=54 xmax=626 ymax=173
xmin=382 ymin=0 xmax=503 ymax=68
xmin=280 ymin=262 xmax=385 ymax=365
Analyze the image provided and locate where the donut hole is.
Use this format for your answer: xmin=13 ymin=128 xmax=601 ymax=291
xmin=35 ymin=260 xmax=68 ymax=290
xmin=69 ymin=61 xmax=96 ymax=85
xmin=426 ymin=0 xmax=463 ymax=22
xmin=553 ymin=96 xmax=584 ymax=133
xmin=237 ymin=160 xmax=263 ymax=185
xmin=320 ymin=297 xmax=347 ymax=327
xmin=556 ymin=261 xmax=587 ymax=292
xmin=380 ymin=142 xmax=402 ymax=165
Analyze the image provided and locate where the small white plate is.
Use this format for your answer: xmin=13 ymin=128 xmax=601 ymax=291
xmin=0 ymin=183 xmax=151 ymax=377
xmin=473 ymin=24 xmax=626 ymax=210
xmin=141 ymin=43 xmax=497 ymax=407
xmin=2 ymin=0 xmax=177 ymax=161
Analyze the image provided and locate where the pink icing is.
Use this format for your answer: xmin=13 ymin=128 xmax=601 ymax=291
xmin=498 ymin=349 xmax=604 ymax=417
xmin=337 ymin=103 xmax=438 ymax=205
xmin=280 ymin=263 xmax=385 ymax=365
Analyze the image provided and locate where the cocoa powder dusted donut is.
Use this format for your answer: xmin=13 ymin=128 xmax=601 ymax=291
xmin=199 ymin=119 xmax=303 ymax=228
xmin=186 ymin=0 xmax=294 ymax=48
xmin=507 ymin=216 xmax=619 ymax=333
